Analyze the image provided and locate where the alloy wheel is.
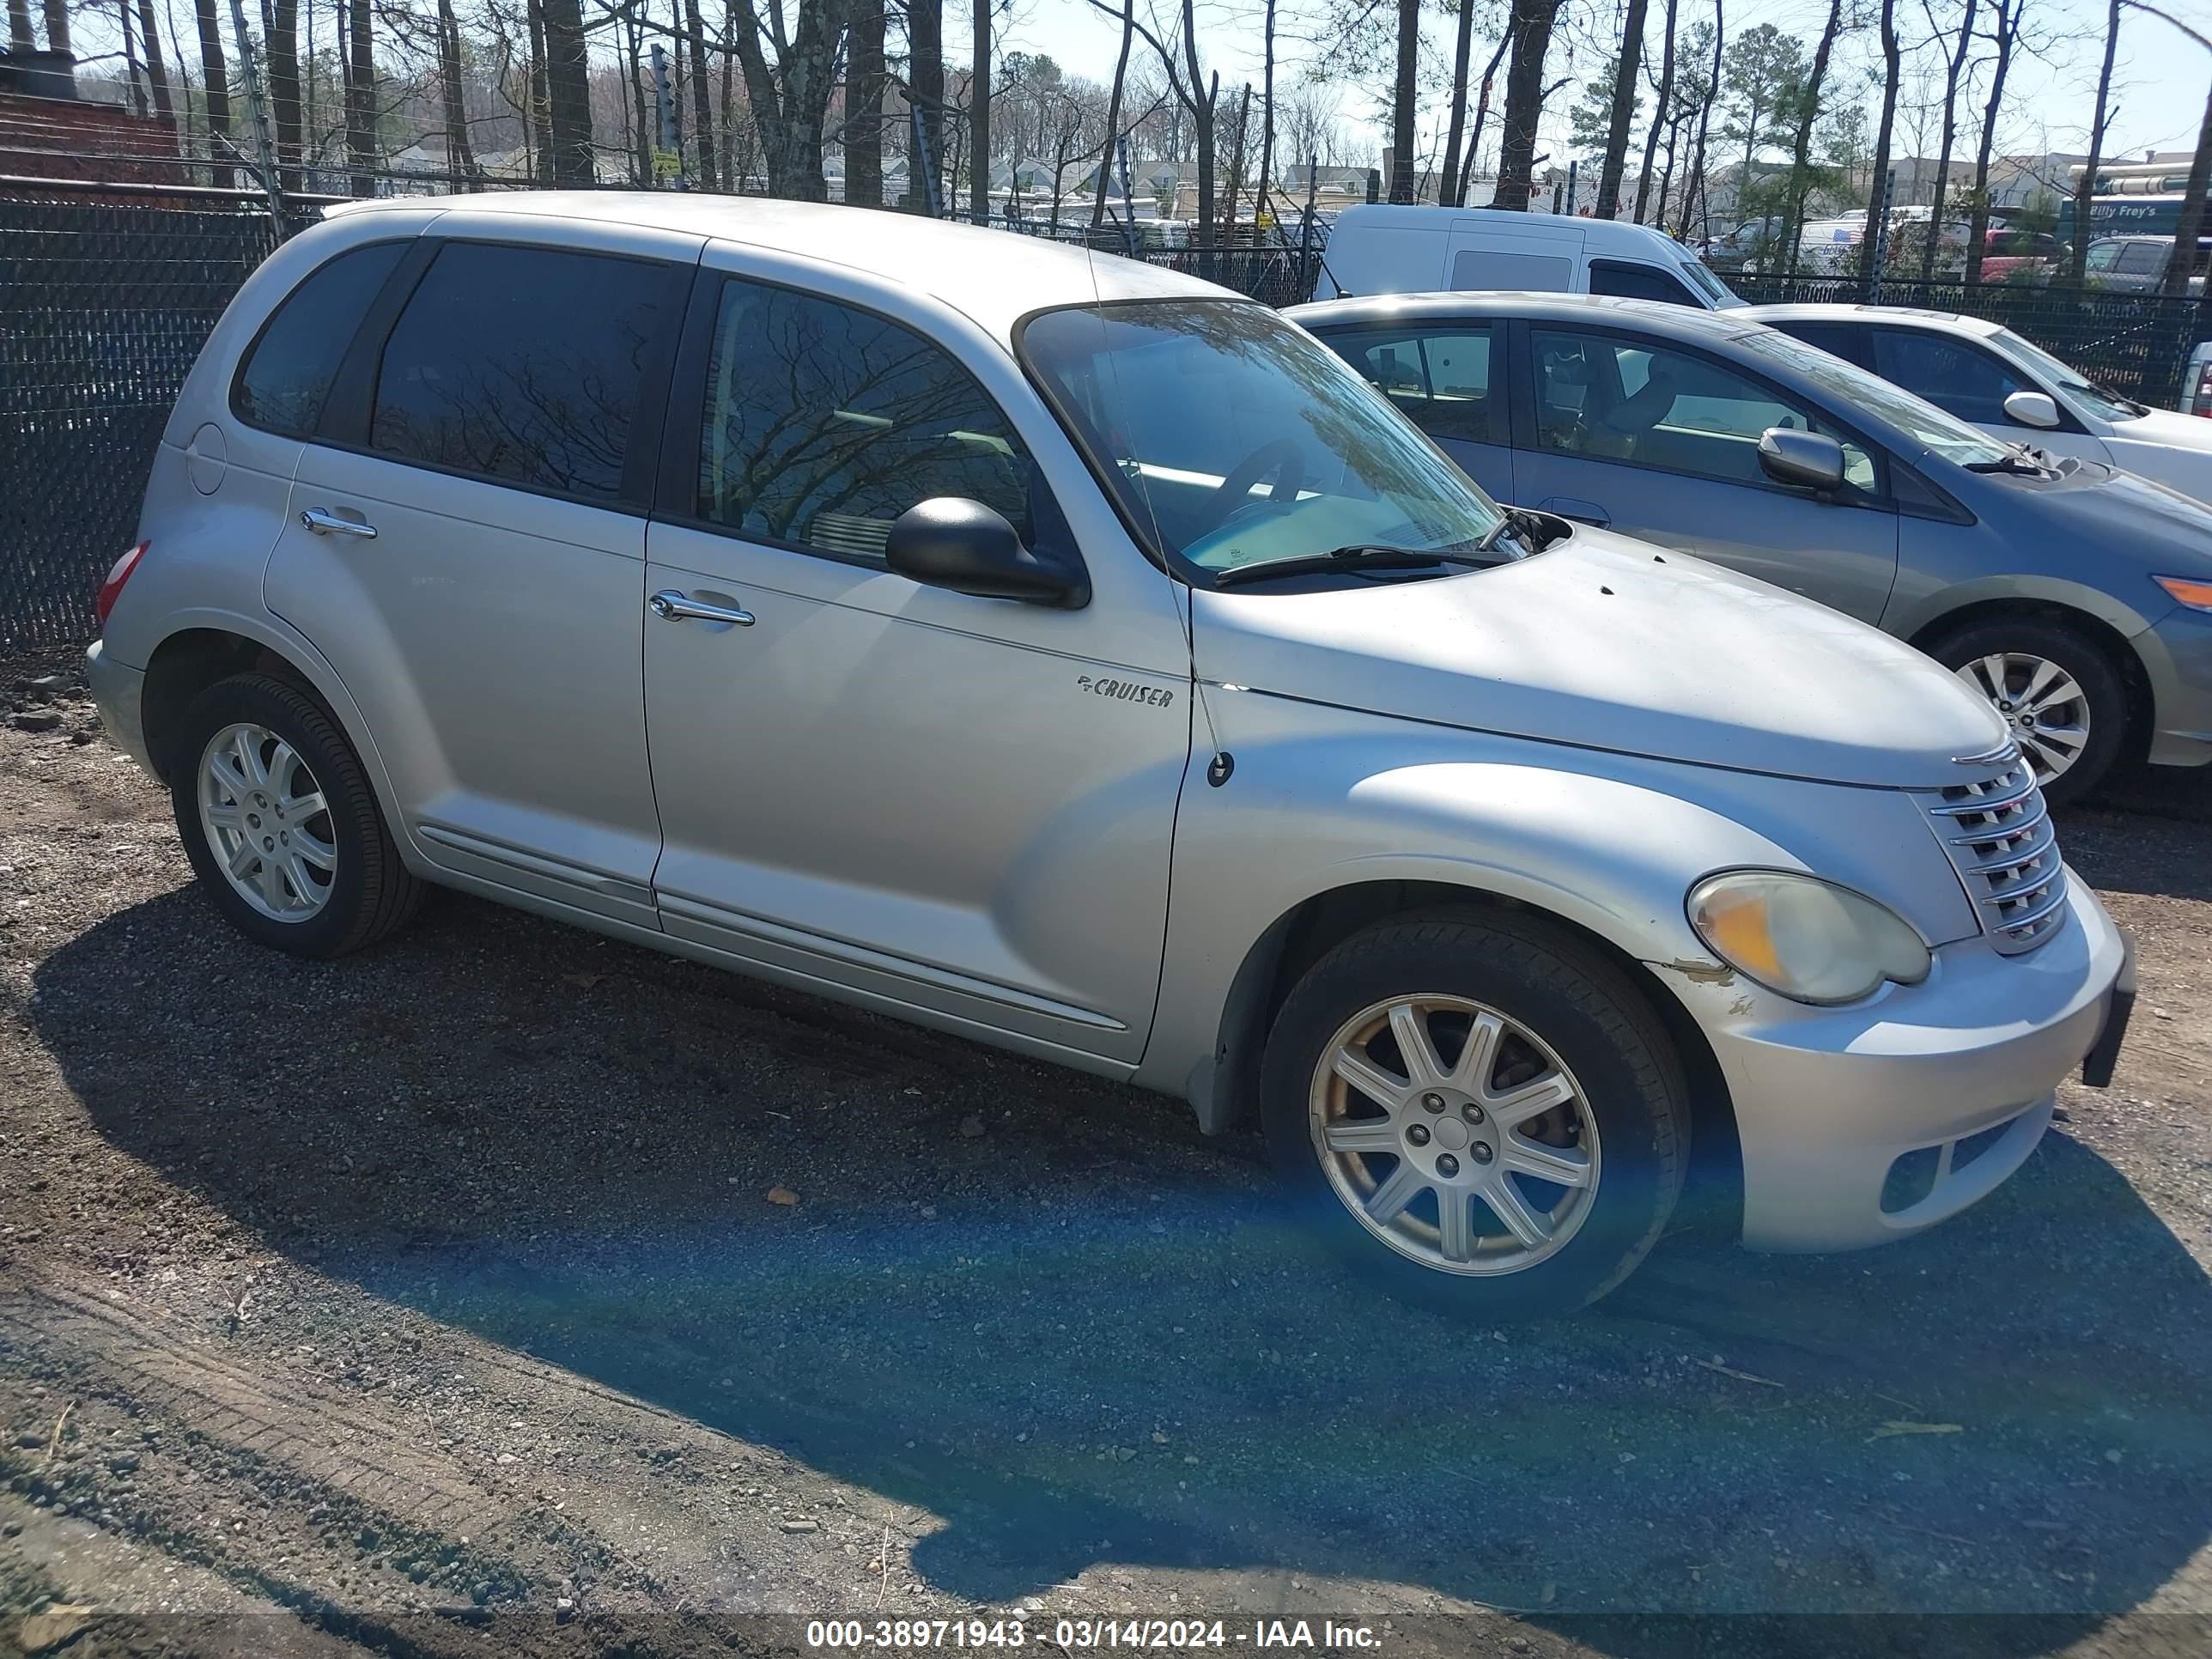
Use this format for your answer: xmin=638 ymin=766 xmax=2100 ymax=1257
xmin=1952 ymin=652 xmax=2090 ymax=785
xmin=198 ymin=722 xmax=338 ymax=922
xmin=1308 ymin=994 xmax=1601 ymax=1276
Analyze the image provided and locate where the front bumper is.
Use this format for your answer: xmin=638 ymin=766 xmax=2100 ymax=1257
xmin=1665 ymin=878 xmax=2128 ymax=1252
xmin=85 ymin=640 xmax=154 ymax=774
xmin=2136 ymin=603 xmax=2212 ymax=768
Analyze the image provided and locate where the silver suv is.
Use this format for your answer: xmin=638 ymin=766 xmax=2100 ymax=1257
xmin=88 ymin=195 xmax=2133 ymax=1316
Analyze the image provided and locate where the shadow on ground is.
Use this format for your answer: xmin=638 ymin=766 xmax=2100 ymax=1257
xmin=33 ymin=884 xmax=2212 ymax=1656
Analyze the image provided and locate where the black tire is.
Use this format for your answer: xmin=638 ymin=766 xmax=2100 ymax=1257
xmin=169 ymin=672 xmax=423 ymax=958
xmin=1926 ymin=617 xmax=2129 ymax=805
xmin=1259 ymin=907 xmax=1687 ymax=1320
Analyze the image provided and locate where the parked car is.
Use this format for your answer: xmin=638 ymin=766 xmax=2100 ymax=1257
xmin=1748 ymin=303 xmax=2212 ymax=507
xmin=90 ymin=195 xmax=2130 ymax=1317
xmin=1291 ymin=291 xmax=2212 ymax=800
xmin=2181 ymin=338 xmax=2212 ymax=418
xmin=1698 ymin=216 xmax=1784 ymax=274
xmin=1315 ymin=203 xmax=1742 ymax=309
xmin=1794 ymin=216 xmax=1867 ymax=274
xmin=1978 ymin=228 xmax=2062 ymax=283
xmin=2083 ymin=234 xmax=2211 ymax=294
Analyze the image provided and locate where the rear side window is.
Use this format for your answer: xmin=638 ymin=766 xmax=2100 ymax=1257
xmin=692 ymin=277 xmax=1035 ymax=562
xmin=1771 ymin=321 xmax=1867 ymax=367
xmin=368 ymin=242 xmax=674 ymax=502
xmin=1587 ymin=259 xmax=1700 ymax=307
xmin=2118 ymin=242 xmax=2165 ymax=276
xmin=232 ymin=241 xmax=406 ymax=437
xmin=1324 ymin=325 xmax=1496 ymax=444
xmin=1451 ymin=248 xmax=1571 ymax=291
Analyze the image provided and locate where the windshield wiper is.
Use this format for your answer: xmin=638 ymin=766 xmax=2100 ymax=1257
xmin=1963 ymin=450 xmax=2050 ymax=477
xmin=1211 ymin=542 xmax=1498 ymax=588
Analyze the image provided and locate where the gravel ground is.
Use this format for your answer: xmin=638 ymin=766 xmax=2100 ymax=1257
xmin=3 ymin=658 xmax=2211 ymax=1659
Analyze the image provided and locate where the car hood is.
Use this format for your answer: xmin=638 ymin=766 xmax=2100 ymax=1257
xmin=2109 ymin=406 xmax=2212 ymax=459
xmin=1194 ymin=529 xmax=2007 ymax=788
xmin=1990 ymin=453 xmax=2212 ymax=573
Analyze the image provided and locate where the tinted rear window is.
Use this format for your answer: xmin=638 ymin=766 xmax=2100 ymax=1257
xmin=368 ymin=242 xmax=674 ymax=502
xmin=233 ymin=241 xmax=406 ymax=437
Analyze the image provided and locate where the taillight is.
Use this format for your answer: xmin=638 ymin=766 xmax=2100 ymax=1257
xmin=2191 ymin=362 xmax=2212 ymax=418
xmin=95 ymin=540 xmax=149 ymax=629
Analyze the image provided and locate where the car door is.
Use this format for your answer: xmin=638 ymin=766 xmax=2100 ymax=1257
xmin=1314 ymin=320 xmax=1513 ymax=501
xmin=264 ymin=224 xmax=699 ymax=927
xmin=1510 ymin=320 xmax=1899 ymax=623
xmin=1869 ymin=326 xmax=2112 ymax=467
xmin=638 ymin=258 xmax=1191 ymax=1066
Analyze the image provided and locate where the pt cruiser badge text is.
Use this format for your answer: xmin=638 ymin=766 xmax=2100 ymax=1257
xmin=1076 ymin=674 xmax=1176 ymax=709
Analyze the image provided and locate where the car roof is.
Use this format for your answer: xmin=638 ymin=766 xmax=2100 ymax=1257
xmin=1324 ymin=203 xmax=1696 ymax=257
xmin=1737 ymin=301 xmax=2004 ymax=337
xmin=1285 ymin=290 xmax=1756 ymax=337
xmin=319 ymin=191 xmax=1228 ymax=340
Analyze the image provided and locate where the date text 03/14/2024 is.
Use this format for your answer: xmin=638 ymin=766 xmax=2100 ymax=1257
xmin=804 ymin=1619 xmax=1383 ymax=1650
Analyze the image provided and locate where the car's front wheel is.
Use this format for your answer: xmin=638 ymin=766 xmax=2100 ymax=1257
xmin=170 ymin=672 xmax=422 ymax=957
xmin=1929 ymin=618 xmax=2126 ymax=805
xmin=1260 ymin=908 xmax=1687 ymax=1319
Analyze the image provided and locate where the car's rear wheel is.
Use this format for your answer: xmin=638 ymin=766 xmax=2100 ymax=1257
xmin=170 ymin=672 xmax=422 ymax=957
xmin=1929 ymin=618 xmax=2126 ymax=805
xmin=1260 ymin=908 xmax=1686 ymax=1319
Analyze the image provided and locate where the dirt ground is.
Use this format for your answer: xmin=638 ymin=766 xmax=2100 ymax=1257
xmin=3 ymin=657 xmax=2212 ymax=1659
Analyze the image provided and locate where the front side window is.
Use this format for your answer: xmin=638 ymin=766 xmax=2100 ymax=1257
xmin=1735 ymin=325 xmax=2014 ymax=470
xmin=693 ymin=279 xmax=1035 ymax=561
xmin=1873 ymin=330 xmax=2031 ymax=426
xmin=1018 ymin=300 xmax=1508 ymax=578
xmin=2085 ymin=240 xmax=2124 ymax=273
xmin=1994 ymin=328 xmax=2142 ymax=421
xmin=2118 ymin=242 xmax=2165 ymax=276
xmin=1530 ymin=328 xmax=1876 ymax=493
xmin=233 ymin=241 xmax=407 ymax=437
xmin=368 ymin=242 xmax=674 ymax=502
xmin=1588 ymin=259 xmax=1700 ymax=307
xmin=1323 ymin=325 xmax=1496 ymax=444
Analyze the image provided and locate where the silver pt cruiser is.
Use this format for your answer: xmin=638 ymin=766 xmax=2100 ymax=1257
xmin=86 ymin=196 xmax=2132 ymax=1316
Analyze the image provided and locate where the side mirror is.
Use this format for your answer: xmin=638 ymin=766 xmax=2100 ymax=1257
xmin=2003 ymin=389 xmax=2063 ymax=429
xmin=884 ymin=498 xmax=1089 ymax=608
xmin=1758 ymin=427 xmax=1847 ymax=494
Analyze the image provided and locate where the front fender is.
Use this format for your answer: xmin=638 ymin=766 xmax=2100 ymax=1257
xmin=1135 ymin=697 xmax=1978 ymax=1123
xmin=1887 ymin=570 xmax=2170 ymax=651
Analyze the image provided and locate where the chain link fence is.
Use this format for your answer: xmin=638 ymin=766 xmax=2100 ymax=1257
xmin=1730 ymin=272 xmax=2204 ymax=408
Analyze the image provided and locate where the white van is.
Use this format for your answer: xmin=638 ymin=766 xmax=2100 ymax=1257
xmin=1315 ymin=204 xmax=1743 ymax=309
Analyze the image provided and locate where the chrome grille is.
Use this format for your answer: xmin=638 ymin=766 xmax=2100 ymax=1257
xmin=1917 ymin=745 xmax=2069 ymax=956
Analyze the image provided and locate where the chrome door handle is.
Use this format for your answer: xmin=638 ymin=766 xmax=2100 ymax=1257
xmin=650 ymin=588 xmax=755 ymax=627
xmin=300 ymin=507 xmax=377 ymax=538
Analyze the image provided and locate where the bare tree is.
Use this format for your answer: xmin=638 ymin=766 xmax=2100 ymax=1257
xmin=1778 ymin=0 xmax=1844 ymax=258
xmin=1456 ymin=32 xmax=1509 ymax=202
xmin=728 ymin=0 xmax=848 ymax=198
xmin=1677 ymin=4 xmax=1722 ymax=240
xmin=2168 ymin=80 xmax=2212 ymax=294
xmin=970 ymin=0 xmax=989 ymax=216
xmin=1963 ymin=0 xmax=2021 ymax=285
xmin=1389 ymin=0 xmax=1418 ymax=199
xmin=1920 ymin=0 xmax=1976 ymax=278
xmin=7 ymin=0 xmax=32 ymax=56
xmin=1256 ymin=0 xmax=1278 ymax=217
xmin=264 ymin=0 xmax=299 ymax=185
xmin=40 ymin=0 xmax=65 ymax=52
xmin=195 ymin=0 xmax=235 ymax=185
xmin=908 ymin=0 xmax=945 ymax=208
xmin=1092 ymin=0 xmax=1135 ymax=226
xmin=681 ymin=0 xmax=719 ymax=187
xmin=1597 ymin=0 xmax=1652 ymax=216
xmin=137 ymin=0 xmax=178 ymax=125
xmin=1633 ymin=0 xmax=1677 ymax=221
xmin=1856 ymin=0 xmax=1899 ymax=275
xmin=435 ymin=0 xmax=480 ymax=179
xmin=1438 ymin=0 xmax=1479 ymax=208
xmin=847 ymin=0 xmax=885 ymax=204
xmin=2069 ymin=0 xmax=2120 ymax=283
xmin=1492 ymin=0 xmax=1566 ymax=208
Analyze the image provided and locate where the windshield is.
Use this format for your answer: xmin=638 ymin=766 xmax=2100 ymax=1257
xmin=1992 ymin=327 xmax=2144 ymax=420
xmin=1678 ymin=258 xmax=1735 ymax=305
xmin=1735 ymin=325 xmax=2016 ymax=468
xmin=1017 ymin=300 xmax=1509 ymax=578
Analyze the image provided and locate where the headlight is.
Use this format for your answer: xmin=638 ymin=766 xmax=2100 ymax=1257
xmin=1686 ymin=871 xmax=1930 ymax=1006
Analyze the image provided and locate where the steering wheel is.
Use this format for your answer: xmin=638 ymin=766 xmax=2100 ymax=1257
xmin=1200 ymin=439 xmax=1306 ymax=532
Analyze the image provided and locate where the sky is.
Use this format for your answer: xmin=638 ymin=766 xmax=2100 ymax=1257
xmin=1002 ymin=0 xmax=2212 ymax=176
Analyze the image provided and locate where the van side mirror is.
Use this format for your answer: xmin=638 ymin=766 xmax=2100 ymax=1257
xmin=884 ymin=498 xmax=1089 ymax=608
xmin=2002 ymin=389 xmax=2062 ymax=429
xmin=1758 ymin=428 xmax=1846 ymax=494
